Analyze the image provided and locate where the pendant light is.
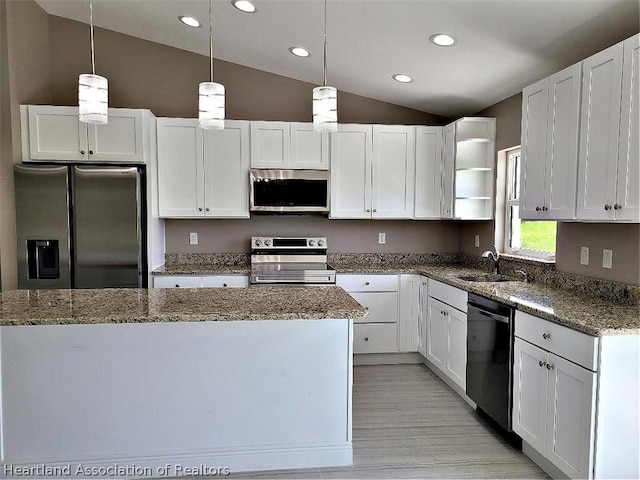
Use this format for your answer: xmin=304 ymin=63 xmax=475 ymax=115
xmin=78 ymin=0 xmax=108 ymax=125
xmin=199 ymin=0 xmax=225 ymax=130
xmin=313 ymin=0 xmax=337 ymax=133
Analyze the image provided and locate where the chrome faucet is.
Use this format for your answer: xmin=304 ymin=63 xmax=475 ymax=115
xmin=515 ymin=270 xmax=529 ymax=282
xmin=482 ymin=245 xmax=500 ymax=274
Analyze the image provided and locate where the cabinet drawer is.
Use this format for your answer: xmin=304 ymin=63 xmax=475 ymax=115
xmin=201 ymin=275 xmax=248 ymax=288
xmin=515 ymin=310 xmax=599 ymax=371
xmin=336 ymin=274 xmax=398 ymax=292
xmin=349 ymin=292 xmax=398 ymax=324
xmin=153 ymin=276 xmax=202 ymax=288
xmin=428 ymin=279 xmax=468 ymax=312
xmin=354 ymin=324 xmax=398 ymax=354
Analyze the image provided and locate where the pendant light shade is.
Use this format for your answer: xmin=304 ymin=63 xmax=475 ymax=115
xmin=199 ymin=0 xmax=225 ymax=130
xmin=199 ymin=81 xmax=225 ymax=130
xmin=79 ymin=0 xmax=107 ymax=125
xmin=313 ymin=0 xmax=337 ymax=133
xmin=313 ymin=86 xmax=337 ymax=133
xmin=79 ymin=74 xmax=108 ymax=124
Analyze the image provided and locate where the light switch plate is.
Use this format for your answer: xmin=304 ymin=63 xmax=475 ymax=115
xmin=602 ymin=249 xmax=613 ymax=269
xmin=580 ymin=247 xmax=589 ymax=265
xmin=474 ymin=235 xmax=480 ymax=248
xmin=378 ymin=233 xmax=386 ymax=244
xmin=189 ymin=232 xmax=198 ymax=245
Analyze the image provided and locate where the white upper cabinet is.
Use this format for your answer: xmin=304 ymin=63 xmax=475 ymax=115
xmin=616 ymin=34 xmax=640 ymax=221
xmin=371 ymin=125 xmax=415 ymax=218
xmin=203 ymin=120 xmax=250 ymax=217
xmin=330 ymin=124 xmax=373 ymax=219
xmin=23 ymin=106 xmax=146 ymax=163
xmin=290 ymin=122 xmax=329 ymax=170
xmin=251 ymin=121 xmax=328 ymax=170
xmin=577 ymin=42 xmax=624 ymax=220
xmin=250 ymin=121 xmax=291 ymax=169
xmin=414 ymin=127 xmax=443 ymax=219
xmin=157 ymin=118 xmax=204 ymax=217
xmin=441 ymin=123 xmax=455 ymax=218
xmin=520 ymin=64 xmax=581 ymax=220
xmin=157 ymin=119 xmax=250 ymax=218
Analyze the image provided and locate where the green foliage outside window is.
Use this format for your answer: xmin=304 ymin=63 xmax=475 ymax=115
xmin=520 ymin=221 xmax=557 ymax=253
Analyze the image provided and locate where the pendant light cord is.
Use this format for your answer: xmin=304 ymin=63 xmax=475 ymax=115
xmin=323 ymin=0 xmax=327 ymax=87
xmin=209 ymin=0 xmax=214 ymax=83
xmin=89 ymin=0 xmax=96 ymax=75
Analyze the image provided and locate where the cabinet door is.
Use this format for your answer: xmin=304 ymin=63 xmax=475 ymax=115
xmin=414 ymin=127 xmax=443 ymax=219
xmin=545 ymin=354 xmax=596 ymax=480
xmin=399 ymin=275 xmax=420 ymax=352
xmin=417 ymin=278 xmax=428 ymax=357
xmin=512 ymin=338 xmax=549 ymax=455
xmin=87 ymin=109 xmax=144 ymax=163
xmin=349 ymin=292 xmax=398 ymax=324
xmin=157 ymin=118 xmax=204 ymax=217
xmin=445 ymin=306 xmax=467 ymax=390
xmin=203 ymin=120 xmax=250 ymax=217
xmin=520 ymin=78 xmax=548 ymax=219
xmin=26 ymin=106 xmax=88 ymax=161
xmin=616 ymin=34 xmax=640 ymax=221
xmin=371 ymin=125 xmax=415 ymax=218
xmin=545 ymin=64 xmax=581 ymax=220
xmin=290 ymin=123 xmax=328 ymax=170
xmin=426 ymin=297 xmax=448 ymax=372
xmin=441 ymin=123 xmax=455 ymax=218
xmin=250 ymin=121 xmax=290 ymax=168
xmin=577 ymin=42 xmax=624 ymax=220
xmin=329 ymin=124 xmax=373 ymax=218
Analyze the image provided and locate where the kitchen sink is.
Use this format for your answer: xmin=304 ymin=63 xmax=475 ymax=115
xmin=457 ymin=274 xmax=512 ymax=283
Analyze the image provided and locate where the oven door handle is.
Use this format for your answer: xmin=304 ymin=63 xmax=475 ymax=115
xmin=468 ymin=305 xmax=510 ymax=324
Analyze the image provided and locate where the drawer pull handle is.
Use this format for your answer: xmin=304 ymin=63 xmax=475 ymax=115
xmin=542 ymin=333 xmax=550 ymax=339
xmin=539 ymin=360 xmax=546 ymax=368
xmin=364 ymin=337 xmax=369 ymax=342
xmin=546 ymin=363 xmax=554 ymax=370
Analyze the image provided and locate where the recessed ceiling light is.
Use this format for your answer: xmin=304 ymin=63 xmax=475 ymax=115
xmin=178 ymin=16 xmax=201 ymax=28
xmin=232 ymin=0 xmax=257 ymax=13
xmin=392 ymin=74 xmax=413 ymax=83
xmin=429 ymin=33 xmax=456 ymax=47
xmin=289 ymin=46 xmax=311 ymax=58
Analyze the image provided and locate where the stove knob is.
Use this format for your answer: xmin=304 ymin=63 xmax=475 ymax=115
xmin=255 ymin=239 xmax=263 ymax=246
xmin=264 ymin=239 xmax=272 ymax=246
xmin=309 ymin=240 xmax=316 ymax=246
xmin=317 ymin=239 xmax=325 ymax=247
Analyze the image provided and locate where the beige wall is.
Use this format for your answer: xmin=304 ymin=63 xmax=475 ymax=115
xmin=0 ymin=0 xmax=52 ymax=291
xmin=166 ymin=217 xmax=459 ymax=254
xmin=48 ymin=16 xmax=447 ymax=125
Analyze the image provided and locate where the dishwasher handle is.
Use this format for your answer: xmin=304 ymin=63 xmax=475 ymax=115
xmin=468 ymin=304 xmax=510 ymax=324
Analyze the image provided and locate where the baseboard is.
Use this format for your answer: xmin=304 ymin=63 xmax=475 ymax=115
xmin=421 ymin=358 xmax=477 ymax=408
xmin=522 ymin=441 xmax=570 ymax=479
xmin=354 ymin=352 xmax=424 ymax=365
xmin=2 ymin=443 xmax=353 ymax=478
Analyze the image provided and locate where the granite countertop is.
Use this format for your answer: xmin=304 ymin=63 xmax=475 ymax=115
xmin=0 ymin=287 xmax=368 ymax=326
xmin=334 ymin=263 xmax=639 ymax=336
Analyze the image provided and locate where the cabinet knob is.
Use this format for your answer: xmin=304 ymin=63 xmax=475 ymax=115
xmin=542 ymin=206 xmax=548 ymax=211
xmin=364 ymin=337 xmax=369 ymax=342
xmin=223 ymin=283 xmax=228 ymax=287
xmin=366 ymin=209 xmax=371 ymax=213
xmin=89 ymin=150 xmax=93 ymax=155
xmin=546 ymin=363 xmax=554 ymax=370
xmin=175 ymin=284 xmax=180 ymax=288
xmin=80 ymin=150 xmax=85 ymax=155
xmin=365 ymin=282 xmax=370 ymax=286
xmin=604 ymin=204 xmax=612 ymax=211
xmin=535 ymin=206 xmax=541 ymax=212
xmin=373 ymin=208 xmax=377 ymax=212
xmin=614 ymin=204 xmax=622 ymax=210
xmin=542 ymin=332 xmax=550 ymax=339
xmin=538 ymin=360 xmax=546 ymax=368
xmin=198 ymin=208 xmax=203 ymax=212
xmin=205 ymin=207 xmax=210 ymax=212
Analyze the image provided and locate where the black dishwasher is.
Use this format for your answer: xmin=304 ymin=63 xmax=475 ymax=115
xmin=466 ymin=293 xmax=515 ymax=432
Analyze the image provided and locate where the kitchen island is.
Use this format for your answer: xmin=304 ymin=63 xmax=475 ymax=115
xmin=0 ymin=287 xmax=367 ymax=478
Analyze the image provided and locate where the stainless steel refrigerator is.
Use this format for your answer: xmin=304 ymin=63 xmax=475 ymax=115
xmin=14 ymin=164 xmax=147 ymax=289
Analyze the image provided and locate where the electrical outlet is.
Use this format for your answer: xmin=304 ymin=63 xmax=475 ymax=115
xmin=580 ymin=247 xmax=589 ymax=265
xmin=474 ymin=235 xmax=480 ymax=248
xmin=602 ymin=249 xmax=613 ymax=269
xmin=378 ymin=232 xmax=386 ymax=245
xmin=189 ymin=232 xmax=198 ymax=245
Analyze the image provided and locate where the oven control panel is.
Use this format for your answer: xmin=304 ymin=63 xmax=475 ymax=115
xmin=251 ymin=237 xmax=327 ymax=249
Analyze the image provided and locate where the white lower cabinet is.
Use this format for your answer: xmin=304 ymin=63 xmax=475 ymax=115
xmin=337 ymin=274 xmax=399 ymax=354
xmin=417 ymin=276 xmax=429 ymax=357
xmin=399 ymin=275 xmax=421 ymax=352
xmin=153 ymin=275 xmax=248 ymax=289
xmin=425 ymin=279 xmax=468 ymax=390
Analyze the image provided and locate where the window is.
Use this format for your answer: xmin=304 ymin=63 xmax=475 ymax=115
xmin=503 ymin=149 xmax=556 ymax=260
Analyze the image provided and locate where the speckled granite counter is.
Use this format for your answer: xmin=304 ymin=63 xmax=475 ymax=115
xmin=335 ymin=263 xmax=639 ymax=336
xmin=0 ymin=286 xmax=367 ymax=326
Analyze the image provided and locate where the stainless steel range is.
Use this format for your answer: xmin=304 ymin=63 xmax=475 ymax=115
xmin=250 ymin=237 xmax=336 ymax=285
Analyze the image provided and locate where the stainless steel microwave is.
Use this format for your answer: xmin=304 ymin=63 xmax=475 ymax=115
xmin=249 ymin=169 xmax=330 ymax=213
